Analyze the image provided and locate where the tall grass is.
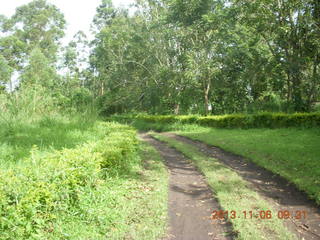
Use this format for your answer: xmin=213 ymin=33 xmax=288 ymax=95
xmin=0 ymin=89 xmax=99 ymax=166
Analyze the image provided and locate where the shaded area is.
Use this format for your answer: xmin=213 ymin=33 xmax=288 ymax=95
xmin=0 ymin=116 xmax=98 ymax=163
xmin=140 ymin=133 xmax=233 ymax=240
xmin=167 ymin=133 xmax=320 ymax=240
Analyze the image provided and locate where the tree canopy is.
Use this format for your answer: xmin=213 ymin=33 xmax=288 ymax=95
xmin=0 ymin=0 xmax=319 ymax=115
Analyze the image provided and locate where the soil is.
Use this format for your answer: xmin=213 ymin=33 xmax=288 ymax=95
xmin=163 ymin=133 xmax=320 ymax=240
xmin=139 ymin=133 xmax=233 ymax=240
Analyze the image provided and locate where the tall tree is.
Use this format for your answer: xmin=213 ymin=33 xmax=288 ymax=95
xmin=0 ymin=54 xmax=13 ymax=90
xmin=1 ymin=0 xmax=65 ymax=66
xmin=234 ymin=0 xmax=320 ymax=111
xmin=20 ymin=48 xmax=57 ymax=88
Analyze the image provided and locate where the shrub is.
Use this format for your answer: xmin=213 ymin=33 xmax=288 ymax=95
xmin=0 ymin=122 xmax=138 ymax=239
xmin=115 ymin=112 xmax=320 ymax=129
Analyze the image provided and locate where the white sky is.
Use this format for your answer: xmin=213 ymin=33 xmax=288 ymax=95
xmin=0 ymin=0 xmax=135 ymax=44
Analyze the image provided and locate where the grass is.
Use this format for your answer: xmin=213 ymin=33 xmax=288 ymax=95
xmin=128 ymin=119 xmax=320 ymax=205
xmin=152 ymin=133 xmax=296 ymax=240
xmin=0 ymin=114 xmax=168 ymax=239
xmin=43 ymin=142 xmax=168 ymax=240
xmin=0 ymin=114 xmax=106 ymax=166
xmin=176 ymin=126 xmax=320 ymax=204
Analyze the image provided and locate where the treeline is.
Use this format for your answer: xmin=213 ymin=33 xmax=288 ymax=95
xmin=0 ymin=0 xmax=320 ymax=117
xmin=0 ymin=0 xmax=93 ymax=123
xmin=91 ymin=0 xmax=320 ymax=115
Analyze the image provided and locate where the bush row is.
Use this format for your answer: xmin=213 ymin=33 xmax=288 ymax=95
xmin=112 ymin=112 xmax=320 ymax=129
xmin=0 ymin=122 xmax=138 ymax=239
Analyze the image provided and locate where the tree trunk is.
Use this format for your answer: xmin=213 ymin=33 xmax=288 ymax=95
xmin=307 ymin=55 xmax=319 ymax=111
xmin=290 ymin=43 xmax=303 ymax=112
xmin=204 ymin=81 xmax=210 ymax=116
xmin=286 ymin=73 xmax=291 ymax=106
xmin=100 ymin=82 xmax=104 ymax=96
xmin=174 ymin=103 xmax=180 ymax=115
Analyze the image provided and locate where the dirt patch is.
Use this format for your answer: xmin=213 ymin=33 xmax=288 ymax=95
xmin=139 ymin=133 xmax=233 ymax=240
xmin=165 ymin=133 xmax=320 ymax=240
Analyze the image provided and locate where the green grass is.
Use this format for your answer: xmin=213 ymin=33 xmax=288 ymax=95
xmin=43 ymin=142 xmax=168 ymax=240
xmin=176 ymin=126 xmax=320 ymax=204
xmin=0 ymin=115 xmax=168 ymax=239
xmin=0 ymin=114 xmax=107 ymax=166
xmin=128 ymin=119 xmax=320 ymax=205
xmin=152 ymin=133 xmax=296 ymax=240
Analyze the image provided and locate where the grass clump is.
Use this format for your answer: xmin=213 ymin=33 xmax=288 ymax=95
xmin=0 ymin=114 xmax=105 ymax=166
xmin=41 ymin=142 xmax=168 ymax=240
xmin=152 ymin=133 xmax=296 ymax=240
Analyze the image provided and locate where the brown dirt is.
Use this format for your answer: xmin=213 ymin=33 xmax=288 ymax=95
xmin=139 ymin=133 xmax=233 ymax=240
xmin=163 ymin=133 xmax=320 ymax=240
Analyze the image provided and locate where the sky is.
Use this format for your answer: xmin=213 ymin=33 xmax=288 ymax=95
xmin=0 ymin=0 xmax=135 ymax=44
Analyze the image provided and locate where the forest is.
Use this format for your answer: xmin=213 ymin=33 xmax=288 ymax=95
xmin=1 ymin=0 xmax=320 ymax=116
xmin=0 ymin=0 xmax=319 ymax=239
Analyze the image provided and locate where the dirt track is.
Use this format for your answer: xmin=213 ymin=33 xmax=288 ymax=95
xmin=139 ymin=132 xmax=320 ymax=240
xmin=163 ymin=133 xmax=320 ymax=240
xmin=140 ymin=133 xmax=233 ymax=240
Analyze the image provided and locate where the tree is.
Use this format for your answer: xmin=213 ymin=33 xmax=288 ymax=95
xmin=20 ymin=48 xmax=57 ymax=88
xmin=234 ymin=0 xmax=320 ymax=111
xmin=0 ymin=54 xmax=13 ymax=88
xmin=63 ymin=31 xmax=89 ymax=86
xmin=88 ymin=0 xmax=319 ymax=114
xmin=1 ymin=0 xmax=65 ymax=65
xmin=93 ymin=0 xmax=117 ymax=32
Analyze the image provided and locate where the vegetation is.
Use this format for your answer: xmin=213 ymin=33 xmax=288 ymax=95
xmin=110 ymin=112 xmax=320 ymax=129
xmin=124 ymin=117 xmax=320 ymax=205
xmin=1 ymin=0 xmax=319 ymax=114
xmin=152 ymin=133 xmax=296 ymax=240
xmin=0 ymin=0 xmax=319 ymax=238
xmin=0 ymin=119 xmax=168 ymax=239
xmin=178 ymin=126 xmax=320 ymax=205
xmin=89 ymin=0 xmax=319 ymax=115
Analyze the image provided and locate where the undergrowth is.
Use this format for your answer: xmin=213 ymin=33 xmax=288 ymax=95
xmin=0 ymin=117 xmax=168 ymax=239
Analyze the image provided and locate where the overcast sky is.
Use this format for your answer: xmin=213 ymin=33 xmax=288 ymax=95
xmin=0 ymin=0 xmax=135 ymax=44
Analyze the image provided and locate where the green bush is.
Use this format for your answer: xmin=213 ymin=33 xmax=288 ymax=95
xmin=114 ymin=112 xmax=320 ymax=129
xmin=0 ymin=122 xmax=138 ymax=239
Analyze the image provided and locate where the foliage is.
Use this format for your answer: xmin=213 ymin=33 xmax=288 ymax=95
xmin=0 ymin=48 xmax=60 ymax=125
xmin=1 ymin=0 xmax=65 ymax=65
xmin=46 ymin=141 xmax=168 ymax=240
xmin=1 ymin=0 xmax=319 ymax=115
xmin=0 ymin=54 xmax=13 ymax=86
xmin=0 ymin=121 xmax=140 ymax=239
xmin=20 ymin=48 xmax=57 ymax=88
xmin=89 ymin=0 xmax=319 ymax=114
xmin=111 ymin=112 xmax=320 ymax=129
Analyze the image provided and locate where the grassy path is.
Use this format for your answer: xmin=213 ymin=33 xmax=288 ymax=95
xmin=140 ymin=133 xmax=232 ymax=240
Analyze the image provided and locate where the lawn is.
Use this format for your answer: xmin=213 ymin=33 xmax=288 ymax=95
xmin=176 ymin=126 xmax=320 ymax=204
